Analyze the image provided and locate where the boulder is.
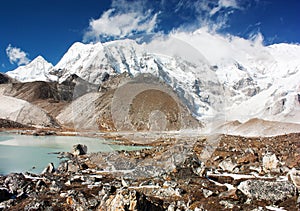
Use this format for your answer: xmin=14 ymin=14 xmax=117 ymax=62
xmin=237 ymin=180 xmax=296 ymax=202
xmin=0 ymin=188 xmax=11 ymax=203
xmin=4 ymin=173 xmax=27 ymax=195
xmin=202 ymin=189 xmax=213 ymax=198
xmin=219 ymin=158 xmax=237 ymax=172
xmin=287 ymin=168 xmax=300 ymax=189
xmin=262 ymin=153 xmax=279 ymax=172
xmin=41 ymin=162 xmax=55 ymax=174
xmin=72 ymin=144 xmax=88 ymax=156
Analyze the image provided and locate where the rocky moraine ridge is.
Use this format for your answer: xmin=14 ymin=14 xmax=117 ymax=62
xmin=1 ymin=133 xmax=300 ymax=210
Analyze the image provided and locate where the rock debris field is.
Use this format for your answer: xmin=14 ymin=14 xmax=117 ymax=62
xmin=0 ymin=132 xmax=300 ymax=210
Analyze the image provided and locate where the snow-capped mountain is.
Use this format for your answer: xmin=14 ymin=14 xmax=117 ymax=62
xmin=5 ymin=30 xmax=300 ymax=124
xmin=54 ymin=38 xmax=223 ymax=120
xmin=6 ymin=56 xmax=57 ymax=82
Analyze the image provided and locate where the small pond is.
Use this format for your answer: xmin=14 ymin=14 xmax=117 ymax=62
xmin=0 ymin=132 xmax=144 ymax=175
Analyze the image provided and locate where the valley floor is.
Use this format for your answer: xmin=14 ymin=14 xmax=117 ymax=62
xmin=0 ymin=129 xmax=300 ymax=210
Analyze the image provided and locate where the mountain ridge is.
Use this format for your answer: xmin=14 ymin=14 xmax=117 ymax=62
xmin=4 ymin=32 xmax=300 ymax=125
xmin=6 ymin=55 xmax=57 ymax=82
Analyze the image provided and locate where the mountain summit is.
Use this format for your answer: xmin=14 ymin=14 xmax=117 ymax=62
xmin=6 ymin=56 xmax=57 ymax=82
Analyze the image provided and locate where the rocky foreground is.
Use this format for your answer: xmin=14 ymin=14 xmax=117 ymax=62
xmin=1 ymin=133 xmax=300 ymax=210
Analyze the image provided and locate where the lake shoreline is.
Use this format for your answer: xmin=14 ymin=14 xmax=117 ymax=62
xmin=0 ymin=131 xmax=148 ymax=176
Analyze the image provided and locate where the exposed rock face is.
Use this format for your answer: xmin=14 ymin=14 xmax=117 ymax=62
xmin=0 ymin=74 xmax=102 ymax=129
xmin=0 ymin=95 xmax=58 ymax=127
xmin=238 ymin=180 xmax=296 ymax=202
xmin=0 ymin=119 xmax=30 ymax=129
xmin=109 ymin=73 xmax=202 ymax=132
xmin=129 ymin=89 xmax=180 ymax=131
xmin=56 ymin=92 xmax=102 ymax=130
xmin=25 ymin=73 xmax=99 ymax=103
xmin=0 ymin=73 xmax=12 ymax=84
xmin=3 ymin=82 xmax=64 ymax=102
xmin=57 ymin=73 xmax=202 ymax=131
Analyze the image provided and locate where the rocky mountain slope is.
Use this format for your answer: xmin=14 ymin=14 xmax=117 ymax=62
xmin=0 ymin=95 xmax=57 ymax=127
xmin=0 ymin=73 xmax=14 ymax=84
xmin=0 ymin=72 xmax=201 ymax=131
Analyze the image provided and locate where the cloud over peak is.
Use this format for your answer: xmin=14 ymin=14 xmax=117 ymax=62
xmin=83 ymin=0 xmax=158 ymax=42
xmin=6 ymin=44 xmax=30 ymax=66
xmin=82 ymin=0 xmax=260 ymax=43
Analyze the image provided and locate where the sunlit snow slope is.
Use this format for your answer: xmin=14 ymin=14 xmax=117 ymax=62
xmin=6 ymin=56 xmax=57 ymax=82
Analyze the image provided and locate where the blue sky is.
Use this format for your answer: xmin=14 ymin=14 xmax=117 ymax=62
xmin=1 ymin=0 xmax=299 ymax=72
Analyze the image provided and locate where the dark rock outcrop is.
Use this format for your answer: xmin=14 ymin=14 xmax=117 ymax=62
xmin=0 ymin=119 xmax=31 ymax=129
xmin=0 ymin=73 xmax=12 ymax=84
xmin=72 ymin=144 xmax=88 ymax=156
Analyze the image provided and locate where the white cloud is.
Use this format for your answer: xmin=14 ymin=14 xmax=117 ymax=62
xmin=191 ymin=0 xmax=242 ymax=31
xmin=210 ymin=0 xmax=239 ymax=16
xmin=6 ymin=44 xmax=30 ymax=66
xmin=83 ymin=0 xmax=158 ymax=42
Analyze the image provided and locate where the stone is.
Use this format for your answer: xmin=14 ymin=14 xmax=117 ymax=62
xmin=237 ymin=180 xmax=296 ymax=202
xmin=167 ymin=203 xmax=176 ymax=211
xmin=129 ymin=190 xmax=137 ymax=211
xmin=35 ymin=180 xmax=47 ymax=191
xmin=0 ymin=188 xmax=11 ymax=203
xmin=50 ymin=181 xmax=63 ymax=193
xmin=237 ymin=152 xmax=257 ymax=164
xmin=72 ymin=144 xmax=88 ymax=155
xmin=66 ymin=161 xmax=80 ymax=172
xmin=88 ymin=198 xmax=99 ymax=208
xmin=297 ymin=195 xmax=300 ymax=204
xmin=249 ymin=166 xmax=262 ymax=174
xmin=219 ymin=188 xmax=238 ymax=200
xmin=163 ymin=180 xmax=177 ymax=188
xmin=106 ymin=190 xmax=125 ymax=210
xmin=219 ymin=200 xmax=234 ymax=209
xmin=287 ymin=168 xmax=300 ymax=189
xmin=24 ymin=200 xmax=44 ymax=211
xmin=0 ymin=199 xmax=14 ymax=210
xmin=41 ymin=162 xmax=55 ymax=174
xmin=4 ymin=173 xmax=27 ymax=195
xmin=218 ymin=158 xmax=237 ymax=172
xmin=202 ymin=188 xmax=213 ymax=198
xmin=262 ymin=153 xmax=279 ymax=172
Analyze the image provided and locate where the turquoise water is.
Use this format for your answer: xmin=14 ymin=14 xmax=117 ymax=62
xmin=0 ymin=133 xmax=143 ymax=175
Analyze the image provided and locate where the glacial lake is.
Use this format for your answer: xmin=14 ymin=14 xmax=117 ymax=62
xmin=0 ymin=132 xmax=144 ymax=175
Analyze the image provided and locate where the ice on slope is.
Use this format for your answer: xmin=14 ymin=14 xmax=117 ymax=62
xmin=6 ymin=56 xmax=57 ymax=82
xmin=226 ymin=67 xmax=300 ymax=124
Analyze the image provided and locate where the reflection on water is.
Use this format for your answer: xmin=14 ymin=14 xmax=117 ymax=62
xmin=0 ymin=132 xmax=144 ymax=175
